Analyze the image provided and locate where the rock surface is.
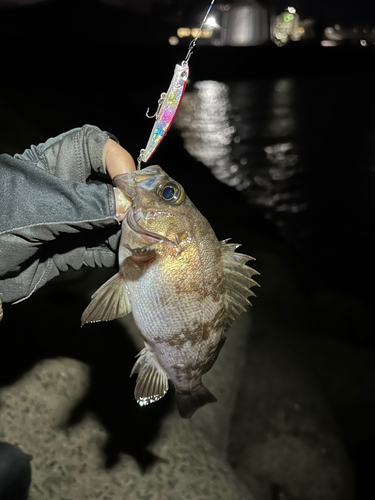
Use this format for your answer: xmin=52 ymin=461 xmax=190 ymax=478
xmin=0 ymin=356 xmax=254 ymax=500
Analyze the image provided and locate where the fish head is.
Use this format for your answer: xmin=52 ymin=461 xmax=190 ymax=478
xmin=113 ymin=165 xmax=196 ymax=246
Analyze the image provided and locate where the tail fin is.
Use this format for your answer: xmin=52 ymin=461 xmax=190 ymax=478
xmin=175 ymin=385 xmax=217 ymax=418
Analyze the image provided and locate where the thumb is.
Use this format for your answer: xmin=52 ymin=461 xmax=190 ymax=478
xmin=113 ymin=187 xmax=132 ymax=222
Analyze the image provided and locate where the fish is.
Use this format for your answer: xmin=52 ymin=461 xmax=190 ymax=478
xmin=138 ymin=63 xmax=189 ymax=168
xmin=81 ymin=165 xmax=259 ymax=418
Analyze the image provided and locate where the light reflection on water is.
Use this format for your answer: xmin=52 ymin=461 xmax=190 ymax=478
xmin=174 ymin=78 xmax=309 ymax=239
xmin=174 ymin=81 xmax=240 ymax=185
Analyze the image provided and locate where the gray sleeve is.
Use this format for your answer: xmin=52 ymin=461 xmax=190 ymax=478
xmin=14 ymin=124 xmax=117 ymax=180
xmin=0 ymin=125 xmax=122 ymax=304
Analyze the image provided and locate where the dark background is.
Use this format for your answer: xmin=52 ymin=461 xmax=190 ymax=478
xmin=0 ymin=0 xmax=374 ymax=498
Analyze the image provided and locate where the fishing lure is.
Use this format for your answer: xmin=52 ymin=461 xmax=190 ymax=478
xmin=137 ymin=62 xmax=189 ymax=167
xmin=137 ymin=0 xmax=216 ymax=169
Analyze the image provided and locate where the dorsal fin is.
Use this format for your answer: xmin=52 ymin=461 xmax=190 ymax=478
xmin=221 ymin=240 xmax=260 ymax=331
xmin=130 ymin=347 xmax=169 ymax=406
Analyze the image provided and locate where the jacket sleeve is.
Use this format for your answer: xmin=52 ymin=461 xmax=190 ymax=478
xmin=0 ymin=125 xmax=121 ymax=304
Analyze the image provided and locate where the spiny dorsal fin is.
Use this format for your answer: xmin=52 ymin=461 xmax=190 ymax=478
xmin=130 ymin=347 xmax=169 ymax=406
xmin=221 ymin=239 xmax=260 ymax=331
xmin=81 ymin=272 xmax=132 ymax=325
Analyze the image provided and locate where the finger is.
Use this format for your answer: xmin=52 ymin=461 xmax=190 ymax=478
xmin=113 ymin=187 xmax=132 ymax=222
xmin=103 ymin=139 xmax=136 ymax=179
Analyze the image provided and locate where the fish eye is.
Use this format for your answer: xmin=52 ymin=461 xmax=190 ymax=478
xmin=158 ymin=181 xmax=185 ymax=204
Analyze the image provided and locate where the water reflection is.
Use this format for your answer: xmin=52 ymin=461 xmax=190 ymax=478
xmin=174 ymin=81 xmax=241 ymax=186
xmin=174 ymin=78 xmax=308 ymax=240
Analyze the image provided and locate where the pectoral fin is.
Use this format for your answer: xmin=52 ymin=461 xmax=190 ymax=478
xmin=81 ymin=272 xmax=132 ymax=325
xmin=130 ymin=347 xmax=169 ymax=406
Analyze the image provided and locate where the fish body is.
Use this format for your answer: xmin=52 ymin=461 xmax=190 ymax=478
xmin=82 ymin=166 xmax=259 ymax=417
xmin=138 ymin=63 xmax=189 ymax=166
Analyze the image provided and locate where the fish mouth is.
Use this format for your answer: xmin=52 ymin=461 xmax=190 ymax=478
xmin=126 ymin=209 xmax=174 ymax=245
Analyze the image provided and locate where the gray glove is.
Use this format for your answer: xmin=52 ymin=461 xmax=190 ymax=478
xmin=0 ymin=125 xmax=122 ymax=304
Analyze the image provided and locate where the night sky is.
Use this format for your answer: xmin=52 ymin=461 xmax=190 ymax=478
xmin=0 ymin=0 xmax=374 ymax=26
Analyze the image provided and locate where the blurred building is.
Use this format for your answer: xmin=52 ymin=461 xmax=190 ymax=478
xmin=217 ymin=0 xmax=269 ymax=46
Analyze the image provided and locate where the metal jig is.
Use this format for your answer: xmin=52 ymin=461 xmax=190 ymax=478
xmin=137 ymin=0 xmax=216 ymax=169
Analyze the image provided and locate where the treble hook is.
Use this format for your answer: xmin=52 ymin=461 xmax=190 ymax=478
xmin=146 ymin=92 xmax=167 ymax=119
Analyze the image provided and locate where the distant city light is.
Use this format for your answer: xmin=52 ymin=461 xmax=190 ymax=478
xmin=177 ymin=27 xmax=191 ymax=38
xmin=168 ymin=36 xmax=179 ymax=46
xmin=283 ymin=12 xmax=294 ymax=23
xmin=273 ymin=7 xmax=303 ymax=46
xmin=191 ymin=28 xmax=201 ymax=38
xmin=324 ymin=27 xmax=343 ymax=40
xmin=201 ymin=28 xmax=213 ymax=38
xmin=206 ymin=16 xmax=218 ymax=28
xmin=321 ymin=40 xmax=338 ymax=47
xmin=172 ymin=4 xmax=375 ymax=49
xmin=175 ymin=24 xmax=213 ymax=43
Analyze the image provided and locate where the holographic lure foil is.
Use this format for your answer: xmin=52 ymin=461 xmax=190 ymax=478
xmin=138 ymin=62 xmax=189 ymax=167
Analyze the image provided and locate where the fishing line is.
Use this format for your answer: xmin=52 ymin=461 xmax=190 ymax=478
xmin=184 ymin=0 xmax=216 ymax=63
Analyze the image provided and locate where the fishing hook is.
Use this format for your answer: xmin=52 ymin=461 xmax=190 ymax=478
xmin=146 ymin=93 xmax=166 ymax=119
